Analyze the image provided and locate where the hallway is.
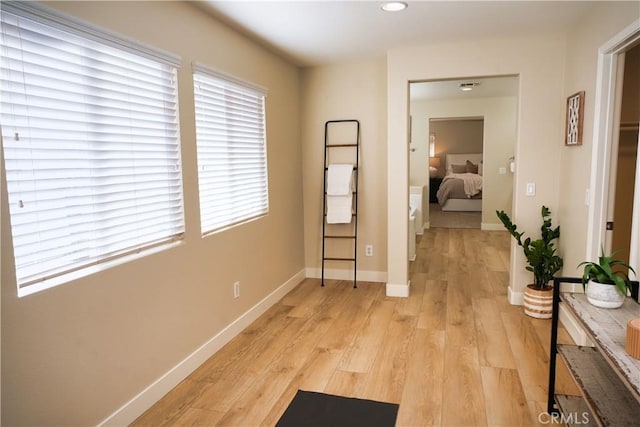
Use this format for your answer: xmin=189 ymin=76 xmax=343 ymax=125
xmin=133 ymin=228 xmax=578 ymax=426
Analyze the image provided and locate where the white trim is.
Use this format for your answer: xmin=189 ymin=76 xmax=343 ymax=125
xmin=508 ymin=286 xmax=523 ymax=305
xmin=481 ymin=222 xmax=505 ymax=231
xmin=559 ymin=303 xmax=593 ymax=347
xmin=98 ymin=269 xmax=306 ymax=427
xmin=386 ymin=281 xmax=410 ymax=297
xmin=587 ymin=19 xmax=640 ymax=262
xmin=305 ymin=268 xmax=387 ymax=283
xmin=509 ymin=281 xmax=583 ymax=306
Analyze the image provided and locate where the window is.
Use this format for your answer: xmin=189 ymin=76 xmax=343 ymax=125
xmin=1 ymin=2 xmax=184 ymax=295
xmin=193 ymin=64 xmax=269 ymax=235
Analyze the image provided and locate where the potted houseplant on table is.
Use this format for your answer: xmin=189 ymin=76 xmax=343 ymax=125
xmin=578 ymin=249 xmax=636 ymax=309
xmin=496 ymin=206 xmax=563 ymax=319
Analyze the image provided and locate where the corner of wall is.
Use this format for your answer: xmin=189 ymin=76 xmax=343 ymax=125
xmin=98 ymin=269 xmax=306 ymax=426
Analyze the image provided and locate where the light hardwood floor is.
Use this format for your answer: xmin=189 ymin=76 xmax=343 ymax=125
xmin=132 ymin=228 xmax=579 ymax=426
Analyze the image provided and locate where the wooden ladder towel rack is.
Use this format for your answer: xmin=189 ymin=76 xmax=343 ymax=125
xmin=321 ymin=120 xmax=360 ymax=288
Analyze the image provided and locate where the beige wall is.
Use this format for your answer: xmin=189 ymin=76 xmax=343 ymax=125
xmin=301 ymin=60 xmax=388 ymax=281
xmin=388 ymin=34 xmax=567 ymax=295
xmin=410 ymin=97 xmax=517 ymax=226
xmin=558 ymin=2 xmax=640 ymax=277
xmin=1 ymin=2 xmax=304 ymax=425
xmin=430 ymin=118 xmax=484 ymax=166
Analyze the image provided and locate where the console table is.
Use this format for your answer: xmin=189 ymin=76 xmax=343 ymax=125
xmin=548 ymin=277 xmax=640 ymax=426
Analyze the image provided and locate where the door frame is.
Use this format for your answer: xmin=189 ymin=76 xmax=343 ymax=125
xmin=586 ymin=19 xmax=640 ymax=274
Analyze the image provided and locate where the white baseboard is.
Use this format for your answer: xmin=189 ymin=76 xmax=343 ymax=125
xmin=559 ymin=282 xmax=583 ymax=293
xmin=558 ymin=302 xmax=592 ymax=347
xmin=386 ymin=281 xmax=410 ymax=297
xmin=556 ymin=282 xmax=592 ymax=347
xmin=99 ymin=269 xmax=306 ymax=426
xmin=509 ymin=282 xmax=591 ymax=346
xmin=305 ymin=267 xmax=387 ymax=283
xmin=481 ymin=222 xmax=505 ymax=231
xmin=508 ymin=286 xmax=524 ymax=305
xmin=508 ymin=282 xmax=583 ymax=305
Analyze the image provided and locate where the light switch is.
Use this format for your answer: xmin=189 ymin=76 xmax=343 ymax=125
xmin=526 ymin=183 xmax=536 ymax=196
xmin=499 ymin=167 xmax=507 ymax=175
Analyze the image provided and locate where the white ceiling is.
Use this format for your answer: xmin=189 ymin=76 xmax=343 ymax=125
xmin=410 ymin=76 xmax=519 ymax=100
xmin=201 ymin=1 xmax=601 ymax=68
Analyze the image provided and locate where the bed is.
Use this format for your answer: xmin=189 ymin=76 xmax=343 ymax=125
xmin=436 ymin=153 xmax=483 ymax=212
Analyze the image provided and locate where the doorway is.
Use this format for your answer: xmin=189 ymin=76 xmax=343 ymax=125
xmin=610 ymin=44 xmax=639 ymax=270
xmin=427 ymin=117 xmax=483 ymax=229
xmin=588 ymin=24 xmax=640 ymax=277
xmin=409 ymin=76 xmax=518 ymax=231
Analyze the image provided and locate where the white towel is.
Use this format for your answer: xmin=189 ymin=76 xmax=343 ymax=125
xmin=327 ymin=195 xmax=352 ymax=224
xmin=327 ymin=164 xmax=353 ymax=195
xmin=326 ymin=163 xmax=354 ymax=224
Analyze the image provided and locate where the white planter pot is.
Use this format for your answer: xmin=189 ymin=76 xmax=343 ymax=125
xmin=586 ymin=280 xmax=625 ymax=309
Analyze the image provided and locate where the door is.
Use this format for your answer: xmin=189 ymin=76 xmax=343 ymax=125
xmin=590 ymin=29 xmax=640 ymax=279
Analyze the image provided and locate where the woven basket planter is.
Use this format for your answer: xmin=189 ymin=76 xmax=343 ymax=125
xmin=523 ymin=284 xmax=553 ymax=319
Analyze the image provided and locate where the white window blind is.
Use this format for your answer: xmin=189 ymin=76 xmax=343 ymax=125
xmin=1 ymin=3 xmax=185 ymax=293
xmin=193 ymin=64 xmax=268 ymax=234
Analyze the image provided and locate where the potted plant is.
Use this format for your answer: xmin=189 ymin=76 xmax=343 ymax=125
xmin=496 ymin=206 xmax=563 ymax=319
xmin=578 ymin=249 xmax=635 ymax=308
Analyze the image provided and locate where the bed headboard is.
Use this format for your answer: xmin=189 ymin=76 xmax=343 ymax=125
xmin=445 ymin=153 xmax=483 ymax=175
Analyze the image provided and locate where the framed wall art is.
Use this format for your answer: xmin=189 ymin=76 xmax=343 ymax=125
xmin=565 ymin=91 xmax=585 ymax=146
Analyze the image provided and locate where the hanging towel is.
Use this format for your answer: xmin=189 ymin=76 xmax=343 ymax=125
xmin=327 ymin=164 xmax=354 ymax=195
xmin=327 ymin=195 xmax=352 ymax=224
xmin=326 ymin=163 xmax=354 ymax=224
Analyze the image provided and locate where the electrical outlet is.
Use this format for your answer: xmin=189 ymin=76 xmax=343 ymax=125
xmin=365 ymin=244 xmax=373 ymax=257
xmin=233 ymin=281 xmax=240 ymax=299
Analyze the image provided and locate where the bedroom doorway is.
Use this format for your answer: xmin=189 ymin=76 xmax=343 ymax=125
xmin=427 ymin=117 xmax=483 ymax=229
xmin=409 ymin=76 xmax=518 ymax=231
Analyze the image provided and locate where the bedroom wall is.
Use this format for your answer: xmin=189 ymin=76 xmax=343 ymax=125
xmin=1 ymin=2 xmax=304 ymax=425
xmin=558 ymin=2 xmax=640 ymax=278
xmin=301 ymin=59 xmax=388 ymax=282
xmin=410 ymin=97 xmax=517 ymax=229
xmin=430 ymin=118 xmax=484 ymax=169
xmin=388 ymin=33 xmax=566 ymax=298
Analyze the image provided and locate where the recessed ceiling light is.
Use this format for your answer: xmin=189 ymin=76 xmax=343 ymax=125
xmin=459 ymin=82 xmax=480 ymax=91
xmin=381 ymin=2 xmax=408 ymax=12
